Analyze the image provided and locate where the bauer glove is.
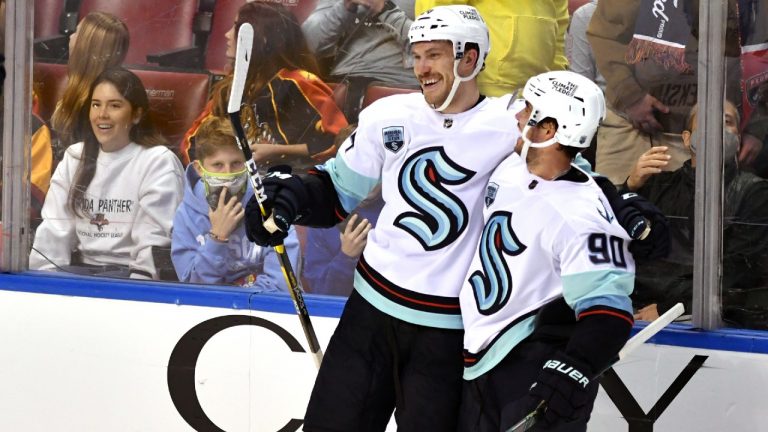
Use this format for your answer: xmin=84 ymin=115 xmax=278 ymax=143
xmin=245 ymin=166 xmax=307 ymax=246
xmin=525 ymin=352 xmax=594 ymax=427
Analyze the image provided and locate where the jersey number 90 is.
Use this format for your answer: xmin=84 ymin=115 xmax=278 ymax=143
xmin=588 ymin=233 xmax=627 ymax=268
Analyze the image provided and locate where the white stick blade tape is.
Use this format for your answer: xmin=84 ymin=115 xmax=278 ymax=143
xmin=227 ymin=23 xmax=254 ymax=114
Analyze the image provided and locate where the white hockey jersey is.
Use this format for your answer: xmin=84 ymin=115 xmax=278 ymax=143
xmin=460 ymin=155 xmax=635 ymax=380
xmin=320 ymin=93 xmax=520 ymax=329
xmin=30 ymin=142 xmax=184 ymax=279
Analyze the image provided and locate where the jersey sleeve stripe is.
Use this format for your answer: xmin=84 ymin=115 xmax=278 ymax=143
xmin=563 ymin=269 xmax=634 ymax=315
xmin=578 ymin=308 xmax=634 ymax=326
xmin=321 ymin=155 xmax=379 ymax=214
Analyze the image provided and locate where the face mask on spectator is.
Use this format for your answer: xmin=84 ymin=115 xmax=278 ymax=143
xmin=198 ymin=165 xmax=248 ymax=210
xmin=689 ymin=129 xmax=740 ymax=168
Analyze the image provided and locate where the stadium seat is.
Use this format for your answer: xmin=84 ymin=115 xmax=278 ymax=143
xmin=361 ymin=83 xmax=419 ymax=109
xmin=34 ymin=0 xmax=65 ymax=39
xmin=32 ymin=62 xmax=69 ymax=121
xmin=327 ymin=81 xmax=348 ymax=118
xmin=204 ymin=0 xmax=318 ymax=74
xmin=35 ymin=0 xmax=201 ymax=66
xmin=568 ymin=0 xmax=591 ymax=15
xmin=77 ymin=0 xmax=198 ymax=66
xmin=33 ymin=0 xmax=78 ymax=62
xmin=32 ymin=62 xmax=211 ymax=157
xmin=131 ymin=68 xmax=212 ymax=155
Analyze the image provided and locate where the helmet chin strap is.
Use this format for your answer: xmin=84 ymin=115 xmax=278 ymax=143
xmin=433 ymin=59 xmax=472 ymax=112
xmin=519 ymin=124 xmax=558 ymax=163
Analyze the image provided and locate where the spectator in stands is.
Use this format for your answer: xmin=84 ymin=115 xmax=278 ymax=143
xmin=50 ymin=12 xmax=129 ymax=153
xmin=29 ymin=68 xmax=184 ymax=280
xmin=566 ymin=0 xmax=604 ymax=93
xmin=565 ymin=0 xmax=604 ymax=168
xmin=624 ymin=100 xmax=768 ymax=329
xmin=180 ymin=1 xmax=348 ymax=171
xmin=171 ymin=116 xmax=298 ymax=290
xmin=30 ymin=114 xmax=54 ymax=229
xmin=415 ymin=1 xmax=569 ymax=96
xmin=302 ymin=0 xmax=417 ymax=121
xmin=586 ymin=0 xmax=768 ymax=185
xmin=303 ymin=125 xmax=383 ymax=296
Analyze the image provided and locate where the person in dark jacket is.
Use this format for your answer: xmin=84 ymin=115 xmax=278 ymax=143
xmin=623 ymin=100 xmax=768 ymax=328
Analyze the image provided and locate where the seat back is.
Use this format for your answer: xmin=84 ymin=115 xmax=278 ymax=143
xmin=34 ymin=0 xmax=65 ymax=38
xmin=568 ymin=0 xmax=591 ymax=15
xmin=77 ymin=0 xmax=198 ymax=66
xmin=33 ymin=62 xmax=211 ymax=156
xmin=32 ymin=62 xmax=69 ymax=121
xmin=204 ymin=0 xmax=319 ymax=74
xmin=204 ymin=0 xmax=243 ymax=74
xmin=132 ymin=68 xmax=212 ymax=154
xmin=361 ymin=83 xmax=419 ymax=109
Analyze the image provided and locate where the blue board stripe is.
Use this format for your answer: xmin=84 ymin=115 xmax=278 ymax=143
xmin=1 ymin=272 xmax=345 ymax=317
xmin=3 ymin=273 xmax=768 ymax=354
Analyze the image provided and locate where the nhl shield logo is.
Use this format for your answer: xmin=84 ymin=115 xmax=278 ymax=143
xmin=485 ymin=182 xmax=499 ymax=207
xmin=382 ymin=126 xmax=405 ymax=153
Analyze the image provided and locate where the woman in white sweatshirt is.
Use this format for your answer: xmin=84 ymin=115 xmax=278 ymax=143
xmin=30 ymin=68 xmax=184 ymax=279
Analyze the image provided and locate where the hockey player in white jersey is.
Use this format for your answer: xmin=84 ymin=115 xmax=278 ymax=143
xmin=458 ymin=71 xmax=635 ymax=431
xmin=244 ymin=6 xmax=666 ymax=432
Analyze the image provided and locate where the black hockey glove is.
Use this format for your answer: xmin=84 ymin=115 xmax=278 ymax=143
xmin=525 ymin=352 xmax=594 ymax=427
xmin=613 ymin=192 xmax=670 ymax=261
xmin=594 ymin=176 xmax=670 ymax=262
xmin=244 ymin=166 xmax=308 ymax=247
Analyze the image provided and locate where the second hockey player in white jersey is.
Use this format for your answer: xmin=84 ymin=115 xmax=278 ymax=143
xmin=458 ymin=71 xmax=636 ymax=432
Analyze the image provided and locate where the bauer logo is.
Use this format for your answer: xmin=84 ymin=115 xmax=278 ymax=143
xmin=485 ymin=182 xmax=498 ymax=207
xmin=382 ymin=126 xmax=405 ymax=153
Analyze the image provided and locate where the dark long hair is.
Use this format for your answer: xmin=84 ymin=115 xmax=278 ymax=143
xmin=211 ymin=1 xmax=320 ymax=117
xmin=68 ymin=68 xmax=166 ymax=217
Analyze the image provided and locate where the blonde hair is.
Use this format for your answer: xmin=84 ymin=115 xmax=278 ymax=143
xmin=51 ymin=12 xmax=129 ymax=146
xmin=193 ymin=116 xmax=242 ymax=161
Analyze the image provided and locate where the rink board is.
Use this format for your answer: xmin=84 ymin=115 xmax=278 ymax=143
xmin=0 ymin=273 xmax=767 ymax=431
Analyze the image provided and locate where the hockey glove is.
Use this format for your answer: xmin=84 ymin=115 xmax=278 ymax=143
xmin=525 ymin=352 xmax=594 ymax=427
xmin=594 ymin=176 xmax=670 ymax=262
xmin=244 ymin=166 xmax=308 ymax=247
xmin=613 ymin=192 xmax=670 ymax=262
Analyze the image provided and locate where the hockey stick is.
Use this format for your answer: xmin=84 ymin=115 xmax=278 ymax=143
xmin=506 ymin=302 xmax=685 ymax=432
xmin=227 ymin=23 xmax=323 ymax=369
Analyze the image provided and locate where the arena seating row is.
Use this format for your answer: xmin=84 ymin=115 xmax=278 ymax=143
xmin=35 ymin=0 xmax=592 ymax=73
xmin=33 ymin=62 xmax=419 ymax=153
xmin=33 ymin=0 xmax=317 ymax=73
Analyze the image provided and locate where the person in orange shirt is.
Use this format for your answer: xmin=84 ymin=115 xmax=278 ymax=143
xmin=179 ymin=1 xmax=347 ymax=170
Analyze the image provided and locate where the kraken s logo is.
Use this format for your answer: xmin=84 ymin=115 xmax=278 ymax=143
xmin=395 ymin=147 xmax=475 ymax=251
xmin=469 ymin=211 xmax=526 ymax=315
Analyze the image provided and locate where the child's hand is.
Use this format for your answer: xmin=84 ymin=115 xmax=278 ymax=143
xmin=340 ymin=213 xmax=371 ymax=258
xmin=208 ymin=188 xmax=244 ymax=242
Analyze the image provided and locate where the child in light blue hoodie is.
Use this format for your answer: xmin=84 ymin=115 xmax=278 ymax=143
xmin=171 ymin=117 xmax=299 ymax=291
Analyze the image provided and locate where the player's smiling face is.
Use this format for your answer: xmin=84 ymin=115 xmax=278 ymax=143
xmin=412 ymin=41 xmax=456 ymax=108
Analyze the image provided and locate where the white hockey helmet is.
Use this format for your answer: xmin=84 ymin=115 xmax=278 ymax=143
xmin=519 ymin=71 xmax=606 ymax=160
xmin=408 ymin=6 xmax=490 ymax=111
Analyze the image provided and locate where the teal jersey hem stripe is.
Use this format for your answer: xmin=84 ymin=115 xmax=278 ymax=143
xmin=463 ymin=316 xmax=536 ymax=380
xmin=353 ymin=272 xmax=463 ymax=330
